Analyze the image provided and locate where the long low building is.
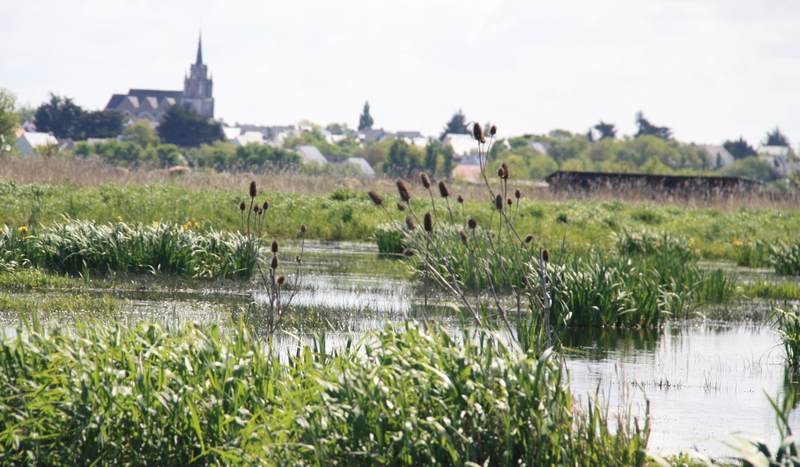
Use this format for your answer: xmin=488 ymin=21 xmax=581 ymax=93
xmin=545 ymin=170 xmax=761 ymax=195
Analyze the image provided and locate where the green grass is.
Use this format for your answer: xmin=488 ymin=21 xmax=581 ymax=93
xmin=0 ymin=321 xmax=651 ymax=465
xmin=741 ymin=281 xmax=800 ymax=301
xmin=0 ymin=219 xmax=258 ymax=279
xmin=0 ymin=292 xmax=119 ymax=316
xmin=0 ymin=180 xmax=798 ymax=261
xmin=770 ymin=241 xmax=800 ymax=276
xmin=774 ymin=307 xmax=800 ymax=374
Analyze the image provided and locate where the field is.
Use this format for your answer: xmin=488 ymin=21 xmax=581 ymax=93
xmin=0 ymin=157 xmax=798 ymax=464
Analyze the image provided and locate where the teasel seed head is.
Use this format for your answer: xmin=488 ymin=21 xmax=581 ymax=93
xmin=489 ymin=124 xmax=497 ymax=136
xmin=249 ymin=181 xmax=257 ymax=198
xmin=396 ymin=202 xmax=406 ymax=211
xmin=254 ymin=205 xmax=260 ymax=213
xmin=457 ymin=194 xmax=464 ymax=204
xmin=295 ymin=255 xmax=302 ymax=263
xmin=472 ymin=122 xmax=485 ymax=143
xmin=277 ymin=276 xmax=285 ymax=286
xmin=497 ymin=167 xmax=504 ymax=178
xmin=541 ymin=249 xmax=549 ymax=263
xmin=420 ymin=173 xmax=431 ymax=189
xmin=501 ymin=163 xmax=509 ymax=180
xmin=271 ymin=240 xmax=279 ymax=253
xmin=396 ymin=180 xmax=411 ymax=202
xmin=367 ymin=190 xmax=383 ymax=206
xmin=514 ymin=189 xmax=521 ymax=199
xmin=494 ymin=194 xmax=503 ymax=211
xmin=525 ymin=234 xmax=534 ymax=244
xmin=299 ymin=224 xmax=307 ymax=234
xmin=262 ymin=201 xmax=269 ymax=211
xmin=507 ymin=197 xmax=513 ymax=206
xmin=438 ymin=181 xmax=449 ymax=198
xmin=405 ymin=216 xmax=416 ymax=230
xmin=459 ymin=229 xmax=468 ymax=245
xmin=468 ymin=218 xmax=477 ymax=230
xmin=239 ymin=201 xmax=246 ymax=212
xmin=270 ymin=255 xmax=278 ymax=270
xmin=423 ymin=212 xmax=433 ymax=233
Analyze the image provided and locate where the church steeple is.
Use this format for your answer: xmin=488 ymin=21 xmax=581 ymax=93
xmin=195 ymin=34 xmax=203 ymax=65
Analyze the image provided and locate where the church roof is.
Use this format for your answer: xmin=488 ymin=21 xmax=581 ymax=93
xmin=105 ymin=89 xmax=182 ymax=111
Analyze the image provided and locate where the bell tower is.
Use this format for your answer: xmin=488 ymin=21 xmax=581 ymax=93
xmin=181 ymin=34 xmax=215 ymax=118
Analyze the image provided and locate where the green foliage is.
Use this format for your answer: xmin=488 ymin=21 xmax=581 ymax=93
xmin=720 ymin=156 xmax=779 ymax=182
xmin=283 ymin=127 xmax=359 ymax=161
xmin=440 ymin=109 xmax=469 ymax=139
xmin=423 ymin=139 xmax=455 ymax=178
xmin=0 ymin=89 xmax=19 ymax=154
xmin=773 ymin=307 xmax=800 ymax=373
xmin=635 ymin=111 xmax=671 ymax=140
xmin=122 ymin=119 xmax=160 ymax=146
xmin=724 ymin=137 xmax=757 ymax=159
xmin=157 ymin=104 xmax=224 ymax=147
xmin=384 ymin=139 xmax=423 ymax=177
xmin=0 ymin=220 xmax=257 ymax=279
xmin=771 ymin=241 xmax=800 ymax=276
xmin=0 ymin=321 xmax=651 ymax=465
xmin=358 ymin=100 xmax=374 ymax=131
xmin=33 ymin=93 xmax=123 ymax=139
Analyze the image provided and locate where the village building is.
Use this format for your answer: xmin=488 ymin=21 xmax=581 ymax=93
xmin=105 ymin=36 xmax=214 ymax=123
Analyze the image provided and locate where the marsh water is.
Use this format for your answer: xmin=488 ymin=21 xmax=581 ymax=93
xmin=1 ymin=241 xmax=798 ymax=457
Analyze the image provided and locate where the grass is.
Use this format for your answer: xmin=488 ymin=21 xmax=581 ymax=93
xmin=741 ymin=281 xmax=800 ymax=301
xmin=0 ymin=321 xmax=651 ymax=465
xmin=0 ymin=219 xmax=258 ymax=279
xmin=771 ymin=241 xmax=800 ymax=276
xmin=773 ymin=307 xmax=800 ymax=374
xmin=0 ymin=292 xmax=119 ymax=316
xmin=0 ymin=180 xmax=797 ymax=262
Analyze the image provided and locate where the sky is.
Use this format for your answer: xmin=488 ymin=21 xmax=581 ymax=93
xmin=2 ymin=0 xmax=798 ymax=145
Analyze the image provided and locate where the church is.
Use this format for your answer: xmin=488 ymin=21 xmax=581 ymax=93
xmin=105 ymin=36 xmax=214 ymax=123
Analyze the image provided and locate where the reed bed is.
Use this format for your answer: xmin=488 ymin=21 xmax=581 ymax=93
xmin=0 ymin=321 xmax=650 ymax=465
xmin=774 ymin=307 xmax=800 ymax=374
xmin=0 ymin=220 xmax=257 ymax=279
xmin=771 ymin=242 xmax=800 ymax=276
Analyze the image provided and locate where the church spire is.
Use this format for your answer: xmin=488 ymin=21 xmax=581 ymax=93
xmin=195 ymin=33 xmax=203 ymax=65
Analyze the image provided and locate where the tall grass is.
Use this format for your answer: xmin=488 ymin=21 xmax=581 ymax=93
xmin=774 ymin=307 xmax=800 ymax=374
xmin=0 ymin=321 xmax=651 ymax=465
xmin=771 ymin=241 xmax=800 ymax=276
xmin=0 ymin=220 xmax=257 ymax=279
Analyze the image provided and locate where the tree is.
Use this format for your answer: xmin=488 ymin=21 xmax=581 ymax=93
xmin=358 ymin=101 xmax=374 ymax=131
xmin=79 ymin=110 xmax=123 ymax=139
xmin=723 ymin=137 xmax=757 ymax=159
xmin=123 ymin=120 xmax=160 ymax=147
xmin=423 ymin=140 xmax=455 ymax=178
xmin=157 ymin=105 xmax=224 ymax=147
xmin=635 ymin=111 xmax=671 ymax=140
xmin=385 ymin=139 xmax=422 ymax=177
xmin=765 ymin=127 xmax=789 ymax=147
xmin=720 ymin=156 xmax=779 ymax=182
xmin=0 ymin=89 xmax=19 ymax=154
xmin=440 ymin=110 xmax=469 ymax=139
xmin=594 ymin=121 xmax=617 ymax=140
xmin=34 ymin=94 xmax=84 ymax=139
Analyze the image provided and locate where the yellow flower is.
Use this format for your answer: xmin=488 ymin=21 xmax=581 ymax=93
xmin=732 ymin=239 xmax=743 ymax=247
xmin=17 ymin=225 xmax=28 ymax=234
xmin=116 ymin=215 xmax=124 ymax=223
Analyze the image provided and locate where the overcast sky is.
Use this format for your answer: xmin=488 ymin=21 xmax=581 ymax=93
xmin=3 ymin=0 xmax=798 ymax=145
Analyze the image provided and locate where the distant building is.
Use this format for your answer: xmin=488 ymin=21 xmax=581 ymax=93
xmin=758 ymin=145 xmax=792 ymax=158
xmin=442 ymin=133 xmax=478 ymax=157
xmin=16 ymin=132 xmax=58 ymax=155
xmin=295 ymin=145 xmax=328 ymax=165
xmin=699 ymin=144 xmax=734 ymax=168
xmin=452 ymin=155 xmax=482 ymax=183
xmin=343 ymin=157 xmax=375 ymax=176
xmin=105 ymin=35 xmax=214 ymax=123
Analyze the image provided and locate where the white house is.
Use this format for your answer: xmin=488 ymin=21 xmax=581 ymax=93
xmin=343 ymin=157 xmax=375 ymax=176
xmin=233 ymin=131 xmax=266 ymax=147
xmin=16 ymin=132 xmax=58 ymax=155
xmin=443 ymin=133 xmax=479 ymax=157
xmin=295 ymin=145 xmax=328 ymax=165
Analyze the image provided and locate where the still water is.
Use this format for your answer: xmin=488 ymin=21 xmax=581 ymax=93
xmin=0 ymin=241 xmax=797 ymax=457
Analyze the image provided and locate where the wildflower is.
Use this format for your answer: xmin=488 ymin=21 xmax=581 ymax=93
xmin=368 ymin=191 xmax=383 ymax=206
xmin=732 ymin=239 xmax=743 ymax=247
xmin=468 ymin=218 xmax=477 ymax=230
xmin=397 ymin=202 xmax=406 ymax=211
xmin=541 ymin=249 xmax=549 ymax=263
xmin=420 ymin=173 xmax=431 ymax=189
xmin=525 ymin=234 xmax=534 ymax=244
xmin=396 ymin=180 xmax=411 ymax=202
xmin=423 ymin=212 xmax=433 ymax=233
xmin=438 ymin=181 xmax=449 ymax=198
xmin=514 ymin=189 xmax=521 ymax=199
xmin=494 ymin=194 xmax=503 ymax=211
xmin=249 ymin=181 xmax=257 ymax=198
xmin=239 ymin=201 xmax=246 ymax=212
xmin=457 ymin=195 xmax=464 ymax=204
xmin=405 ymin=216 xmax=416 ymax=230
xmin=116 ymin=215 xmax=124 ymax=223
xmin=472 ymin=122 xmax=485 ymax=143
xmin=277 ymin=276 xmax=285 ymax=286
xmin=262 ymin=201 xmax=269 ymax=212
xmin=17 ymin=225 xmax=28 ymax=234
xmin=489 ymin=124 xmax=497 ymax=136
xmin=299 ymin=224 xmax=307 ymax=234
xmin=270 ymin=256 xmax=278 ymax=269
xmin=459 ymin=229 xmax=468 ymax=245
xmin=271 ymin=241 xmax=279 ymax=253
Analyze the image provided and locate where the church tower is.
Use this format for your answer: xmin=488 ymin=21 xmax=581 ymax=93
xmin=181 ymin=35 xmax=215 ymax=118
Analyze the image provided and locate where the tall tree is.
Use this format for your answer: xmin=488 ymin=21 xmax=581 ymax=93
xmin=593 ymin=121 xmax=617 ymax=140
xmin=765 ymin=127 xmax=789 ymax=147
xmin=34 ymin=94 xmax=84 ymax=139
xmin=123 ymin=120 xmax=160 ymax=147
xmin=157 ymin=105 xmax=224 ymax=147
xmin=0 ymin=89 xmax=19 ymax=153
xmin=634 ymin=111 xmax=671 ymax=140
xmin=723 ymin=137 xmax=757 ymax=159
xmin=358 ymin=101 xmax=374 ymax=131
xmin=80 ymin=110 xmax=124 ymax=139
xmin=440 ymin=110 xmax=469 ymax=139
